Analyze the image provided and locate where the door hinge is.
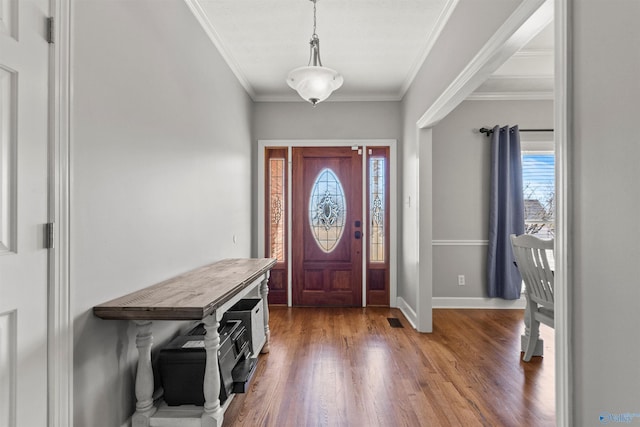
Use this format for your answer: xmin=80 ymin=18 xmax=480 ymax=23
xmin=46 ymin=17 xmax=54 ymax=44
xmin=45 ymin=222 xmax=55 ymax=249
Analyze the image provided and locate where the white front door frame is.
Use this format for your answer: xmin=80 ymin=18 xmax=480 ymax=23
xmin=258 ymin=139 xmax=397 ymax=308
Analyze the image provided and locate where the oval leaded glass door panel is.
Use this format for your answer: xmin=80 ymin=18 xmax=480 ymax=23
xmin=308 ymin=168 xmax=346 ymax=252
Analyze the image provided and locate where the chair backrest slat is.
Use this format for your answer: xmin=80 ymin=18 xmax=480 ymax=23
xmin=510 ymin=234 xmax=554 ymax=310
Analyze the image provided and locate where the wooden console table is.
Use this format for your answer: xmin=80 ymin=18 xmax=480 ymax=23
xmin=94 ymin=258 xmax=276 ymax=427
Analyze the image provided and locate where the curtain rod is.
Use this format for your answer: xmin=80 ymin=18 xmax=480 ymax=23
xmin=479 ymin=127 xmax=554 ymax=135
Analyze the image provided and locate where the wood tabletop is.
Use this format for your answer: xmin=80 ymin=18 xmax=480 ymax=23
xmin=93 ymin=258 xmax=276 ymax=321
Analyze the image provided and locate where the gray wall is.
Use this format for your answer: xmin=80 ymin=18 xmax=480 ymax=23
xmin=572 ymin=1 xmax=640 ymax=424
xmin=71 ymin=1 xmax=253 ymax=426
xmin=251 ymin=100 xmax=402 ymax=272
xmin=253 ymin=101 xmax=401 ymax=140
xmin=66 ymin=0 xmax=640 ymax=424
xmin=400 ymin=0 xmax=522 ymax=318
xmin=431 ymin=100 xmax=553 ymax=298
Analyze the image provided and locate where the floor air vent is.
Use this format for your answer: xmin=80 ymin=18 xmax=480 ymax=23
xmin=387 ymin=318 xmax=404 ymax=328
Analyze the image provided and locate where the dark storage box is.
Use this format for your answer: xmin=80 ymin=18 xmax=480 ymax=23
xmin=222 ymin=298 xmax=265 ymax=355
xmin=159 ymin=319 xmax=251 ymax=406
xmin=159 ymin=334 xmax=208 ymax=406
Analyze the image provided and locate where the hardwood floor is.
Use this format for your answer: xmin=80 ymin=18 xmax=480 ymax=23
xmin=223 ymin=307 xmax=554 ymax=427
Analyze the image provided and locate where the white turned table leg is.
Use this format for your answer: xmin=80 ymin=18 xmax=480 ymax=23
xmin=132 ymin=321 xmax=156 ymax=427
xmin=260 ymin=272 xmax=270 ymax=354
xmin=201 ymin=314 xmax=223 ymax=427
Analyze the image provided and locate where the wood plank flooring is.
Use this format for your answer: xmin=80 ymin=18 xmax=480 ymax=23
xmin=223 ymin=307 xmax=554 ymax=427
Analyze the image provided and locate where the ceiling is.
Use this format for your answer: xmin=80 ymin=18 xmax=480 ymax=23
xmin=471 ymin=23 xmax=554 ymax=100
xmin=186 ymin=0 xmax=554 ymax=103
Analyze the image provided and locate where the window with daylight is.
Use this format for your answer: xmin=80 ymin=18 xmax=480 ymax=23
xmin=269 ymin=158 xmax=286 ymax=261
xmin=309 ymin=168 xmax=346 ymax=253
xmin=522 ymin=151 xmax=555 ymax=239
xmin=369 ymin=157 xmax=386 ymax=262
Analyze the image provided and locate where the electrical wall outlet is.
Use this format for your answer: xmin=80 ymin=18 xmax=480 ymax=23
xmin=458 ymin=275 xmax=466 ymax=286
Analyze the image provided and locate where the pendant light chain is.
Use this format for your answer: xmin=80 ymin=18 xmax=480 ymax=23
xmin=312 ymin=0 xmax=317 ymax=37
xmin=308 ymin=0 xmax=321 ymax=67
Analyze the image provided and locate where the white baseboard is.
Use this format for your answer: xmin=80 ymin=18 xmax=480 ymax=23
xmin=395 ymin=296 xmax=417 ymax=329
xmin=432 ymin=297 xmax=526 ymax=309
xmin=395 ymin=296 xmax=523 ymax=330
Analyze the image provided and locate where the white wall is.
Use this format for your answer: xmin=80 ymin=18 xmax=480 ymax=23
xmin=431 ymin=100 xmax=552 ymax=299
xmin=70 ymin=1 xmax=253 ymax=425
xmin=571 ymin=1 xmax=640 ymax=424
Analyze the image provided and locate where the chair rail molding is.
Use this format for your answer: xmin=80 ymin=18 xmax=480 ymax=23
xmin=432 ymin=240 xmax=489 ymax=246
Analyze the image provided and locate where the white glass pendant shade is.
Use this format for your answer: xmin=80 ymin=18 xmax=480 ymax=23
xmin=287 ymin=66 xmax=343 ymax=105
xmin=287 ymin=0 xmax=343 ymax=105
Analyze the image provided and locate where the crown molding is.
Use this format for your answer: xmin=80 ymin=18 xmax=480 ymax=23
xmin=254 ymin=94 xmax=403 ymax=103
xmin=183 ymin=0 xmax=257 ymax=100
xmin=399 ymin=0 xmax=461 ymax=98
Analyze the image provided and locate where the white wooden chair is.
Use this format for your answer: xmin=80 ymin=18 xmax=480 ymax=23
xmin=510 ymin=234 xmax=554 ymax=361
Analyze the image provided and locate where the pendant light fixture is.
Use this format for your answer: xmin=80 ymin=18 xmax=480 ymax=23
xmin=286 ymin=0 xmax=343 ymax=106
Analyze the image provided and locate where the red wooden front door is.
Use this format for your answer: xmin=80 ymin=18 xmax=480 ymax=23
xmin=292 ymin=147 xmax=363 ymax=306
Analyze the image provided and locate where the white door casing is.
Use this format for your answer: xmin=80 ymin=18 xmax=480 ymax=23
xmin=0 ymin=0 xmax=51 ymax=425
xmin=257 ymin=139 xmax=398 ymax=308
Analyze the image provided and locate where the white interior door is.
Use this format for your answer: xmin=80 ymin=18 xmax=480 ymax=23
xmin=0 ymin=0 xmax=51 ymax=425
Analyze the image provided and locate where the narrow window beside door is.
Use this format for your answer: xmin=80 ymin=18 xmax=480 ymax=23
xmin=269 ymin=158 xmax=286 ymax=261
xmin=369 ymin=157 xmax=385 ymax=262
xmin=366 ymin=147 xmax=390 ymax=306
xmin=265 ymin=148 xmax=288 ymax=304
